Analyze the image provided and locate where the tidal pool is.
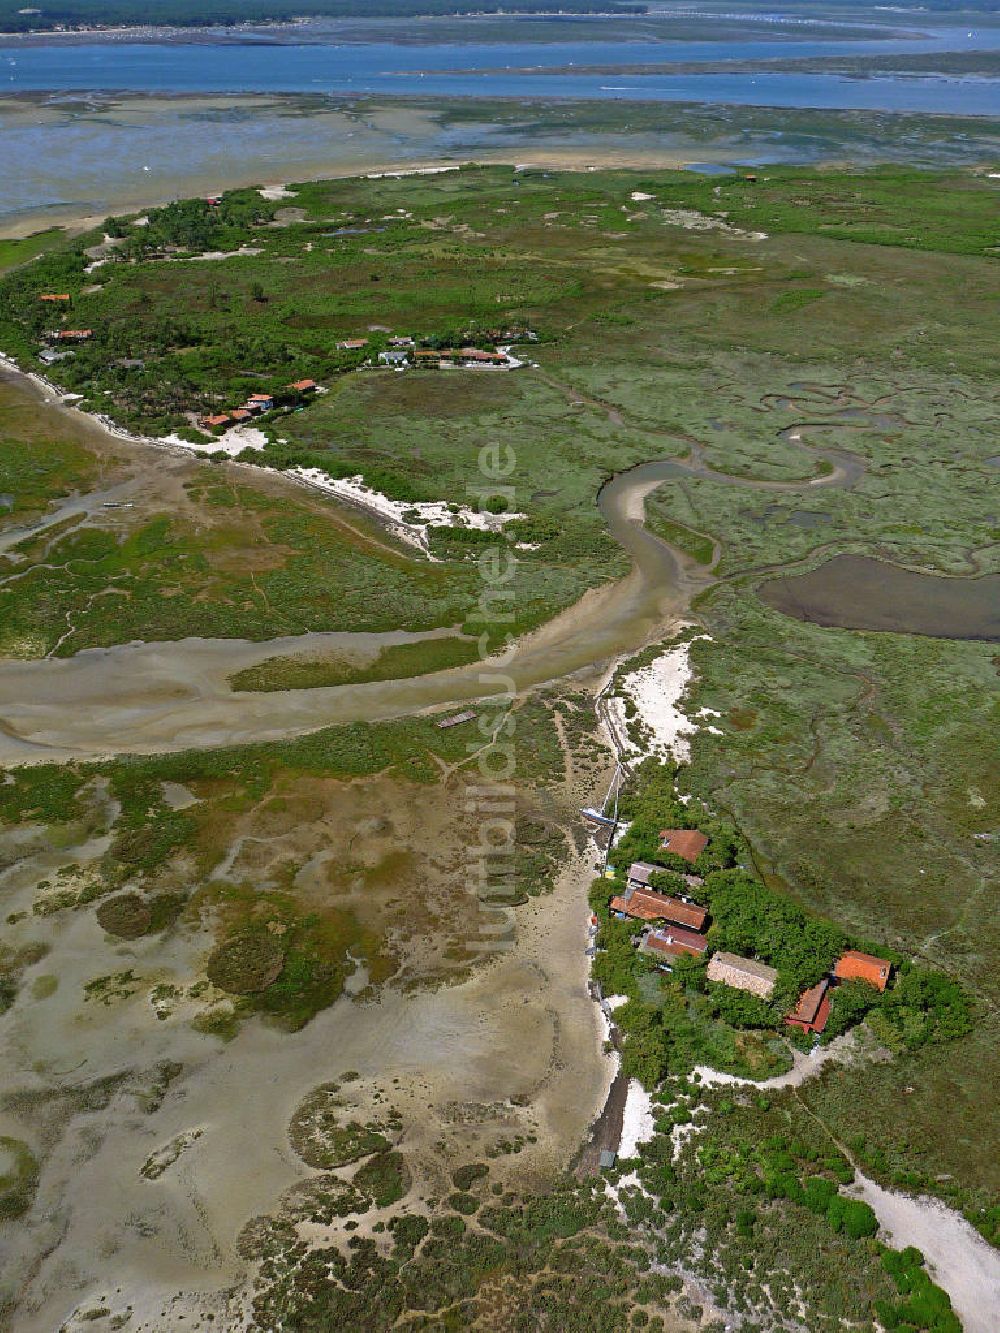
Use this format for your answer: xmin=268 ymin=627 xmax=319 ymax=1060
xmin=759 ymin=553 xmax=1000 ymax=641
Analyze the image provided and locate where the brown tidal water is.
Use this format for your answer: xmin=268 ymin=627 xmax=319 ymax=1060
xmin=759 ymin=553 xmax=1000 ymax=642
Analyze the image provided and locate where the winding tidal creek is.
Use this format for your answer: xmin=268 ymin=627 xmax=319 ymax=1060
xmin=0 ymin=364 xmax=874 ymax=765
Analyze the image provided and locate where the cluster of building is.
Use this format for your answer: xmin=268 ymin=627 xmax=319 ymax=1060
xmin=610 ymin=829 xmax=712 ymax=964
xmin=707 ymin=947 xmax=891 ymax=1036
xmin=198 ymin=379 xmax=319 ymax=433
xmin=335 ymin=334 xmax=521 ymax=372
xmin=606 ymin=829 xmax=892 ymax=1035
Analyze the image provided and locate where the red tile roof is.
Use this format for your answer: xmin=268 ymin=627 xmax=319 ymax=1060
xmin=658 ymin=829 xmax=709 ymax=863
xmin=289 ymin=378 xmax=317 ymax=391
xmin=230 ymin=408 xmax=252 ymax=421
xmin=785 ymin=979 xmax=831 ymax=1033
xmin=642 ymin=925 xmax=708 ymax=959
xmin=834 ymin=950 xmax=891 ymax=992
xmin=202 ymin=414 xmax=231 ymax=428
xmin=610 ymin=886 xmax=707 ymax=931
xmin=39 ymin=293 xmax=70 ymax=302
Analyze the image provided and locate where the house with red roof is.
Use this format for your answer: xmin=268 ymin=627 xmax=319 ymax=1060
xmin=610 ymin=883 xmax=707 ymax=932
xmin=658 ymin=829 xmax=709 ymax=864
xmin=785 ymin=979 xmax=831 ymax=1034
xmin=640 ymin=925 xmax=709 ymax=964
xmin=834 ymin=950 xmax=891 ymax=992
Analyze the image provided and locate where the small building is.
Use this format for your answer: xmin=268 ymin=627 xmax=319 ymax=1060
xmin=336 ymin=338 xmax=369 ymax=351
xmin=389 ymin=335 xmax=415 ymax=347
xmin=458 ymin=347 xmax=509 ymax=367
xmin=599 ymin=1150 xmax=617 ymax=1170
xmin=414 ymin=349 xmax=443 ymax=366
xmin=201 ymin=413 xmax=231 ymax=429
xmin=658 ymin=829 xmax=709 ymax=864
xmin=785 ymin=979 xmax=831 ymax=1034
xmin=435 ymin=710 xmax=477 ymax=730
xmin=834 ymin=950 xmax=891 ymax=992
xmin=640 ymin=924 xmax=708 ymax=963
xmin=379 ymin=348 xmax=410 ymax=367
xmin=626 ymin=860 xmax=661 ymax=889
xmin=288 ymin=378 xmax=318 ymax=394
xmin=39 ymin=293 xmax=70 ymax=303
xmin=114 ymin=358 xmax=145 ymax=370
xmin=609 ymin=885 xmax=707 ymax=932
xmin=230 ymin=408 xmax=252 ymax=422
xmin=54 ymin=329 xmax=92 ymax=342
xmin=247 ymin=392 xmax=274 ymax=410
xmin=706 ymin=951 xmax=778 ymax=1000
xmin=39 ymin=348 xmax=73 ymax=364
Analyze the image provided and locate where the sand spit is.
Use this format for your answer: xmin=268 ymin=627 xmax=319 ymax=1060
xmin=285 ymin=467 xmax=523 ymax=554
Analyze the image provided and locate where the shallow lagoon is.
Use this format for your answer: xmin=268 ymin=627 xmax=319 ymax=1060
xmin=760 ymin=553 xmax=1000 ymax=641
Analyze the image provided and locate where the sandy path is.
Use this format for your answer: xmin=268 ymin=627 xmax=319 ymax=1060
xmin=692 ymin=1033 xmax=856 ymax=1091
xmin=689 ymin=1043 xmax=1000 ymax=1329
xmin=848 ymin=1173 xmax=1000 ymax=1333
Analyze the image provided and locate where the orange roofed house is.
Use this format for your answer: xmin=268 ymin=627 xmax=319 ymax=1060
xmin=834 ymin=950 xmax=891 ymax=992
xmin=610 ymin=883 xmax=708 ymax=932
xmin=640 ymin=924 xmax=709 ymax=963
xmin=785 ymin=979 xmax=831 ymax=1034
xmin=658 ymin=829 xmax=709 ymax=864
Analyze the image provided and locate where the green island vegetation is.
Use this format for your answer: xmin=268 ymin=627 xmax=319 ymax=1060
xmin=0 ymin=230 xmax=64 ymax=277
xmin=1 ymin=162 xmax=997 ymax=665
xmin=0 ymin=154 xmax=997 ymax=1328
xmin=0 ymin=0 xmax=643 ymax=33
xmin=227 ymin=634 xmax=480 ymax=692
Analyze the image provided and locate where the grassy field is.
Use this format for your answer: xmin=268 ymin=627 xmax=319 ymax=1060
xmin=0 ymin=230 xmax=63 ymax=277
xmin=0 ymin=380 xmax=106 ymax=525
xmin=1 ymin=162 xmax=993 ymax=661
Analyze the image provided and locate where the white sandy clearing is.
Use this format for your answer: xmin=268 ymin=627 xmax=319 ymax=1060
xmin=608 ymin=642 xmax=698 ymax=763
xmin=284 ymin=469 xmax=523 ymax=554
xmin=258 ymin=184 xmax=298 ymax=201
xmin=160 ymin=425 xmax=268 ymax=457
xmin=366 ymin=165 xmax=460 ymax=180
xmin=619 ymin=1079 xmax=656 ymax=1159
xmin=847 ymin=1173 xmax=1000 ymax=1333
xmin=187 ymin=246 xmax=263 ymax=262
